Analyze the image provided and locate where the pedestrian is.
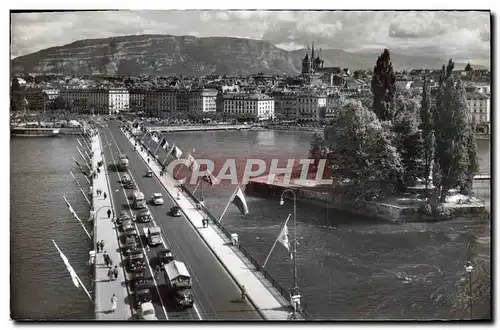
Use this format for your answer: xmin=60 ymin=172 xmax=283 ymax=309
xmin=147 ymin=158 xmax=150 ymax=163
xmin=96 ymin=242 xmax=100 ymax=253
xmin=241 ymin=285 xmax=247 ymax=301
xmin=109 ymin=257 xmax=113 ymax=266
xmin=104 ymin=253 xmax=109 ymax=266
xmin=97 ymin=167 xmax=101 ymax=174
xmin=103 ymin=192 xmax=107 ymax=200
xmin=96 ymin=189 xmax=100 ymax=196
xmin=101 ymin=241 xmax=105 ymax=251
xmin=107 ymin=209 xmax=112 ymax=218
xmin=110 ymin=294 xmax=117 ymax=313
xmin=113 ymin=266 xmax=119 ymax=280
xmin=107 ymin=267 xmax=113 ymax=280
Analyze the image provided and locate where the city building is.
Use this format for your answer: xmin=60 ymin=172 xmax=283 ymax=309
xmin=272 ymin=91 xmax=298 ymax=119
xmin=156 ymin=88 xmax=177 ymax=117
xmin=128 ymin=88 xmax=146 ymax=113
xmin=296 ymin=91 xmax=327 ymax=120
xmin=467 ymin=91 xmax=490 ymax=133
xmin=302 ymin=42 xmax=345 ymax=86
xmin=109 ymin=88 xmax=129 ymax=114
xmin=222 ymin=93 xmax=274 ymax=120
xmin=42 ymin=89 xmax=59 ymax=100
xmin=190 ymin=88 xmax=218 ymax=113
xmin=176 ymin=89 xmax=190 ymax=112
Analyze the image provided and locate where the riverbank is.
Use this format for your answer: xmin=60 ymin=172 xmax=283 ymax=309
xmin=245 ymin=174 xmax=488 ymax=223
xmin=147 ymin=124 xmax=251 ymax=132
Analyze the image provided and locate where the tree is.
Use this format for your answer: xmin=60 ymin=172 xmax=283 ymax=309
xmin=465 ymin=62 xmax=473 ymax=72
xmin=461 ymin=122 xmax=479 ymax=195
xmin=10 ymin=77 xmax=23 ymax=112
xmin=324 ymin=100 xmax=403 ymax=201
xmin=371 ymin=49 xmax=396 ymax=121
xmin=433 ymin=59 xmax=473 ymax=201
xmin=309 ymin=133 xmax=328 ymax=169
xmin=391 ymin=91 xmax=423 ymax=189
xmin=420 ymin=76 xmax=434 ymax=190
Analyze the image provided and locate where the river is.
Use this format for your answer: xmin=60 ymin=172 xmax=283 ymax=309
xmin=10 ymin=130 xmax=491 ymax=320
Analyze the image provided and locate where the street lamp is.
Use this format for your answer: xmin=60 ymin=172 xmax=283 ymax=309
xmin=279 ymin=189 xmax=300 ymax=317
xmin=465 ymin=251 xmax=474 ymax=320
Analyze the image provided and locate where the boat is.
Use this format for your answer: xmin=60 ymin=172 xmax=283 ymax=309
xmin=11 ymin=127 xmax=60 ymax=137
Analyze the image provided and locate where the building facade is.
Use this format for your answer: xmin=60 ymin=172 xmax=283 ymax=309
xmin=109 ymin=88 xmax=130 ymax=114
xmin=467 ymin=92 xmax=490 ymax=133
xmin=222 ymin=93 xmax=275 ymax=120
xmin=296 ymin=91 xmax=326 ymax=120
xmin=190 ymin=88 xmax=218 ymax=113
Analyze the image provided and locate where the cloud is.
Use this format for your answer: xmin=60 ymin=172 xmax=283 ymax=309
xmin=10 ymin=10 xmax=490 ymax=65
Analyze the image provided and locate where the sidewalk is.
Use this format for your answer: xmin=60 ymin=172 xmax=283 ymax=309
xmin=91 ymin=130 xmax=132 ymax=320
xmin=123 ymin=130 xmax=295 ymax=320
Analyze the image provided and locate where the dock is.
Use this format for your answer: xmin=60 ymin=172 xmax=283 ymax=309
xmin=89 ymin=128 xmax=132 ymax=320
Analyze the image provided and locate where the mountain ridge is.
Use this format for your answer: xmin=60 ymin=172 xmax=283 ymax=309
xmin=11 ymin=34 xmax=488 ymax=76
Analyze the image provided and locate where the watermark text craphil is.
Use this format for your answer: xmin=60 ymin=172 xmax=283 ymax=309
xmin=167 ymin=158 xmax=333 ymax=186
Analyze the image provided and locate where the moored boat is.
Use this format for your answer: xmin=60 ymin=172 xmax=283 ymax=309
xmin=11 ymin=127 xmax=60 ymax=137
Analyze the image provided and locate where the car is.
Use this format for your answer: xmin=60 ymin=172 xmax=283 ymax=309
xmin=117 ymin=210 xmax=131 ymax=224
xmin=136 ymin=209 xmax=152 ymax=223
xmin=121 ymin=219 xmax=134 ymax=232
xmin=170 ymin=206 xmax=181 ymax=217
xmin=128 ymin=253 xmax=146 ymax=272
xmin=125 ymin=181 xmax=135 ymax=189
xmin=175 ymin=289 xmax=194 ymax=310
xmin=131 ymin=277 xmax=148 ymax=291
xmin=124 ymin=236 xmax=138 ymax=254
xmin=152 ymin=193 xmax=164 ymax=205
xmin=139 ymin=302 xmax=157 ymax=320
xmin=157 ymin=249 xmax=174 ymax=266
xmin=131 ymin=269 xmax=146 ymax=280
xmin=135 ymin=283 xmax=152 ymax=307
xmin=145 ymin=170 xmax=153 ymax=178
xmin=125 ymin=227 xmax=139 ymax=239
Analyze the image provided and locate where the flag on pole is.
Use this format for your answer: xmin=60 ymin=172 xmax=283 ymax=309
xmin=277 ymin=219 xmax=293 ymax=259
xmin=158 ymin=137 xmax=168 ymax=149
xmin=133 ymin=121 xmax=139 ymax=128
xmin=231 ymin=187 xmax=249 ymax=215
xmin=202 ymin=170 xmax=219 ymax=185
xmin=52 ymin=240 xmax=80 ymax=288
xmin=170 ymin=145 xmax=183 ymax=159
xmin=151 ymin=132 xmax=160 ymax=144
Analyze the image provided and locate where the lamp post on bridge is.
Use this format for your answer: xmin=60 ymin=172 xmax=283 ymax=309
xmin=465 ymin=243 xmax=474 ymax=320
xmin=279 ymin=188 xmax=301 ymax=318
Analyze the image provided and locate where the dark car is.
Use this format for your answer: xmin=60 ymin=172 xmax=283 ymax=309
xmin=170 ymin=206 xmax=181 ymax=217
xmin=117 ymin=210 xmax=131 ymax=224
xmin=131 ymin=268 xmax=146 ymax=279
xmin=135 ymin=283 xmax=152 ymax=307
xmin=157 ymin=249 xmax=174 ymax=266
xmin=136 ymin=209 xmax=152 ymax=223
xmin=125 ymin=181 xmax=135 ymax=189
xmin=128 ymin=252 xmax=146 ymax=272
xmin=131 ymin=277 xmax=148 ymax=291
xmin=125 ymin=227 xmax=139 ymax=239
xmin=124 ymin=236 xmax=138 ymax=254
xmin=175 ymin=289 xmax=194 ymax=310
xmin=121 ymin=219 xmax=134 ymax=232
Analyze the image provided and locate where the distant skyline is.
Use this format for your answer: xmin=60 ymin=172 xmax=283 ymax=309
xmin=11 ymin=10 xmax=490 ymax=66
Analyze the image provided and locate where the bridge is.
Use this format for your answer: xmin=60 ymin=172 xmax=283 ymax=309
xmin=84 ymin=120 xmax=304 ymax=320
xmin=147 ymin=124 xmax=252 ymax=132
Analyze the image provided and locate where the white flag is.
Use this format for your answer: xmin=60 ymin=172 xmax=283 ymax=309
xmin=52 ymin=240 xmax=80 ymax=288
xmin=151 ymin=132 xmax=160 ymax=144
xmin=277 ymin=216 xmax=293 ymax=259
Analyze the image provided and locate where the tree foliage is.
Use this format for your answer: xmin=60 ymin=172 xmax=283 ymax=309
xmin=10 ymin=77 xmax=23 ymax=112
xmin=371 ymin=49 xmax=396 ymax=121
xmin=324 ymin=100 xmax=403 ymax=201
xmin=433 ymin=59 xmax=474 ymax=201
xmin=420 ymin=76 xmax=434 ymax=190
xmin=309 ymin=133 xmax=328 ymax=169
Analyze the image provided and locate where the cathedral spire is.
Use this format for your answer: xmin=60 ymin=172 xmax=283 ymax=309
xmin=311 ymin=41 xmax=315 ymax=60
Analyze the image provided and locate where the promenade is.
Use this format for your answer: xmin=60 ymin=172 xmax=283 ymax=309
xmin=148 ymin=124 xmax=251 ymax=132
xmin=122 ymin=129 xmax=297 ymax=320
xmin=90 ymin=129 xmax=132 ymax=320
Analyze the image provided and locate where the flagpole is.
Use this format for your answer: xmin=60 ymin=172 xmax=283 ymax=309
xmin=52 ymin=240 xmax=93 ymax=302
xmin=218 ymin=185 xmax=239 ymax=225
xmin=263 ymin=214 xmax=291 ymax=268
xmin=63 ymin=195 xmax=91 ymax=239
xmin=153 ymin=138 xmax=165 ymax=156
xmin=70 ymin=171 xmax=91 ymax=206
xmin=192 ymin=179 xmax=202 ymax=195
xmin=76 ymin=145 xmax=89 ymax=162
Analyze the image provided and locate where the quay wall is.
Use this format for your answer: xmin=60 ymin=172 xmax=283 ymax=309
xmin=245 ymin=180 xmax=487 ymax=223
xmin=59 ymin=127 xmax=83 ymax=135
xmin=149 ymin=124 xmax=251 ymax=132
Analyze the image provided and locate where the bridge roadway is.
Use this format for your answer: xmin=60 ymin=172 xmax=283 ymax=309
xmin=100 ymin=123 xmax=262 ymax=320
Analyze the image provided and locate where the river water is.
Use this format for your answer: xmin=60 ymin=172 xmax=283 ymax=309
xmin=10 ymin=130 xmax=491 ymax=320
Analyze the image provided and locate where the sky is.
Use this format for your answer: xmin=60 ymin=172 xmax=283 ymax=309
xmin=10 ymin=10 xmax=491 ymax=65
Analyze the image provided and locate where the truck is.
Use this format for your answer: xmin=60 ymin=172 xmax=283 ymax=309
xmin=164 ymin=260 xmax=194 ymax=310
xmin=143 ymin=226 xmax=162 ymax=246
xmin=118 ymin=154 xmax=129 ymax=172
xmin=133 ymin=190 xmax=146 ymax=209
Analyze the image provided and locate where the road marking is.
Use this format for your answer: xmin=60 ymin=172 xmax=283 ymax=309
xmin=108 ymin=126 xmax=205 ymax=320
xmin=101 ymin=129 xmax=169 ymax=320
